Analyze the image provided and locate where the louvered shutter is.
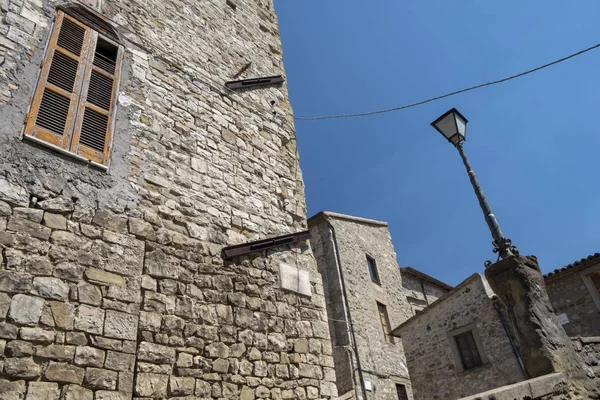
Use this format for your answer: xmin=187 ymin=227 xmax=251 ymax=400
xmin=70 ymin=34 xmax=123 ymax=166
xmin=396 ymin=384 xmax=409 ymax=400
xmin=25 ymin=12 xmax=92 ymax=148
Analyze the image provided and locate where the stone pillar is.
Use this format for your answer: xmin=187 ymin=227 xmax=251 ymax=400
xmin=485 ymin=255 xmax=585 ymax=386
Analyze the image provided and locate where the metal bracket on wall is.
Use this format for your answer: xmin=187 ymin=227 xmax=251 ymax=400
xmin=222 ymin=230 xmax=310 ymax=259
xmin=225 ymin=75 xmax=285 ymax=90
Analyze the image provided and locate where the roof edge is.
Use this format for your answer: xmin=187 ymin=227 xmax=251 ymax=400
xmin=544 ymin=252 xmax=600 ymax=281
xmin=400 ymin=267 xmax=453 ymax=291
xmin=307 ymin=211 xmax=388 ymax=227
xmin=390 ymin=273 xmax=486 ymax=337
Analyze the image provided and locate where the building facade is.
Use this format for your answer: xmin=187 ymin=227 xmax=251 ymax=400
xmin=545 ymin=253 xmax=600 ymax=337
xmin=0 ymin=1 xmax=338 ymax=399
xmin=308 ymin=211 xmax=452 ymax=400
xmin=393 ymin=251 xmax=600 ymax=400
xmin=392 ymin=274 xmax=526 ymax=400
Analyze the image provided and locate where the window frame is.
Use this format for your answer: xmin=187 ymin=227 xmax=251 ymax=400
xmin=376 ymin=301 xmax=394 ymax=344
xmin=23 ymin=9 xmax=124 ymax=171
xmin=446 ymin=323 xmax=488 ymax=372
xmin=581 ymin=265 xmax=600 ymax=312
xmin=395 ymin=383 xmax=409 ymax=400
xmin=407 ymin=296 xmax=427 ymax=316
xmin=367 ymin=255 xmax=381 ymax=284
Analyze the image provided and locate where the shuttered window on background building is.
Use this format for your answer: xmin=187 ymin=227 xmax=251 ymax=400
xmin=377 ymin=302 xmax=394 ymax=344
xmin=24 ymin=6 xmax=123 ymax=169
xmin=396 ymin=384 xmax=409 ymax=400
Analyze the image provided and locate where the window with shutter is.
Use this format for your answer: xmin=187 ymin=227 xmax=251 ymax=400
xmin=377 ymin=302 xmax=394 ymax=344
xmin=24 ymin=7 xmax=123 ymax=169
xmin=395 ymin=384 xmax=409 ymax=400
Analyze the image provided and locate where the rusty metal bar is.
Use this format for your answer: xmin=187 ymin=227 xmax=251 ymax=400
xmin=222 ymin=231 xmax=310 ymax=259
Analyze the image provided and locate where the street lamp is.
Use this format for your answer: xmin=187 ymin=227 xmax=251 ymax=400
xmin=431 ymin=108 xmax=517 ymax=262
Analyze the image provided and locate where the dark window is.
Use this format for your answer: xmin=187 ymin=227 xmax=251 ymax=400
xmin=377 ymin=302 xmax=394 ymax=344
xmin=589 ymin=271 xmax=600 ymax=295
xmin=367 ymin=255 xmax=380 ymax=283
xmin=396 ymin=384 xmax=409 ymax=400
xmin=454 ymin=330 xmax=483 ymax=370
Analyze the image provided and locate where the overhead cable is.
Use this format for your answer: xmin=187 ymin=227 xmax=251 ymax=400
xmin=294 ymin=43 xmax=600 ymax=121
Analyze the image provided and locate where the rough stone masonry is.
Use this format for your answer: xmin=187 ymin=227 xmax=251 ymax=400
xmin=0 ymin=0 xmax=338 ymax=399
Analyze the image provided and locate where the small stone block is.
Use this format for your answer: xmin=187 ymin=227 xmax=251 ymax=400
xmin=85 ymin=268 xmax=126 ymax=287
xmin=43 ymin=213 xmax=67 ymax=230
xmin=4 ymin=357 xmax=41 ymax=379
xmin=135 ymin=373 xmax=168 ymax=397
xmin=60 ymin=384 xmax=93 ymax=400
xmin=25 ymin=381 xmax=60 ymax=400
xmin=9 ymin=294 xmax=44 ymax=326
xmin=74 ymin=305 xmax=105 ymax=334
xmin=84 ymin=367 xmax=118 ymax=390
xmin=0 ymin=379 xmax=26 ymax=400
xmin=74 ymin=346 xmax=105 ymax=367
xmin=104 ymin=310 xmax=138 ymax=341
xmin=45 ymin=362 xmax=84 ymax=384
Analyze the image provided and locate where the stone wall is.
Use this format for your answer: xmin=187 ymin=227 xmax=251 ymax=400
xmin=401 ymin=275 xmax=447 ymax=305
xmin=0 ymin=0 xmax=338 ymax=399
xmin=457 ymin=337 xmax=600 ymax=400
xmin=546 ymin=260 xmax=600 ymax=337
xmin=309 ymin=219 xmax=354 ymax=397
xmin=573 ymin=336 xmax=600 ymax=399
xmin=308 ymin=213 xmax=414 ymax=400
xmin=395 ymin=274 xmax=525 ymax=400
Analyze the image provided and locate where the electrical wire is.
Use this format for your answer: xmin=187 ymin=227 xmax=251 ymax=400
xmin=294 ymin=42 xmax=600 ymax=121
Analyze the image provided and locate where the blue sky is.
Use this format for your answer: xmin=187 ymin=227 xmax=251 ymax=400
xmin=274 ymin=1 xmax=600 ymax=286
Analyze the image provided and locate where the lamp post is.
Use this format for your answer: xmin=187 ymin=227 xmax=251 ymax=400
xmin=431 ymin=108 xmax=517 ymax=262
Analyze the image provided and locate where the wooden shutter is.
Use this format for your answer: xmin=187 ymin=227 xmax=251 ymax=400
xmin=25 ymin=9 xmax=122 ymax=168
xmin=589 ymin=272 xmax=600 ymax=295
xmin=25 ymin=12 xmax=92 ymax=148
xmin=396 ymin=384 xmax=409 ymax=400
xmin=70 ymin=34 xmax=123 ymax=166
xmin=377 ymin=302 xmax=394 ymax=344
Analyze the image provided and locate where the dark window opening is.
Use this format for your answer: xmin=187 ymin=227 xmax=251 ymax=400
xmin=377 ymin=302 xmax=394 ymax=344
xmin=367 ymin=255 xmax=380 ymax=284
xmin=94 ymin=37 xmax=118 ymax=74
xmin=454 ymin=330 xmax=483 ymax=370
xmin=396 ymin=384 xmax=409 ymax=400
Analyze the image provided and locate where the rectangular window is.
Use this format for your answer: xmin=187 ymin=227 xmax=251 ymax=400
xmin=24 ymin=9 xmax=123 ymax=168
xmin=377 ymin=302 xmax=394 ymax=344
xmin=454 ymin=330 xmax=483 ymax=370
xmin=408 ymin=296 xmax=427 ymax=316
xmin=588 ymin=271 xmax=600 ymax=295
xmin=367 ymin=255 xmax=380 ymax=284
xmin=396 ymin=384 xmax=409 ymax=400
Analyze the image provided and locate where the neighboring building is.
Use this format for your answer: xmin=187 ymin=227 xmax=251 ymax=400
xmin=400 ymin=267 xmax=452 ymax=315
xmin=308 ymin=211 xmax=452 ymax=400
xmin=0 ymin=1 xmax=338 ymax=399
xmin=391 ymin=274 xmax=525 ymax=400
xmin=545 ymin=253 xmax=600 ymax=336
xmin=392 ymin=252 xmax=600 ymax=400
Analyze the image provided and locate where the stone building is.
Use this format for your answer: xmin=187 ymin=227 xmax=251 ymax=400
xmin=308 ymin=211 xmax=452 ymax=400
xmin=391 ymin=274 xmax=525 ymax=400
xmin=545 ymin=253 xmax=600 ymax=337
xmin=0 ymin=0 xmax=338 ymax=399
xmin=392 ymin=252 xmax=600 ymax=400
xmin=399 ymin=267 xmax=452 ymax=316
